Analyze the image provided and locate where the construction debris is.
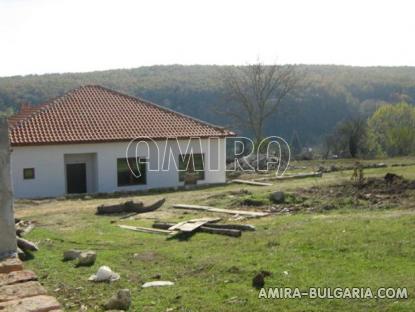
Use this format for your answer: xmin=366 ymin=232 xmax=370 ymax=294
xmin=142 ymin=281 xmax=174 ymax=288
xmin=96 ymin=198 xmax=165 ymax=215
xmin=118 ymin=225 xmax=173 ymax=235
xmin=173 ymin=204 xmax=269 ymax=217
xmin=153 ymin=222 xmax=242 ymax=237
xmin=17 ymin=237 xmax=38 ymax=252
xmin=15 ymin=220 xmax=35 ymax=237
xmin=168 ymin=218 xmax=221 ymax=232
xmin=231 ymin=179 xmax=273 ymax=186
xmin=89 ymin=266 xmax=120 ymax=282
xmin=14 ymin=219 xmax=38 ymax=260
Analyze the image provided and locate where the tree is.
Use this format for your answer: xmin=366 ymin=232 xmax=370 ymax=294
xmin=368 ymin=102 xmax=415 ymax=156
xmin=220 ymin=61 xmax=299 ymax=145
xmin=326 ymin=117 xmax=368 ymax=158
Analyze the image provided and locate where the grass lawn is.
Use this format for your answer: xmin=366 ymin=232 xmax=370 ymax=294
xmin=16 ymin=157 xmax=415 ymax=311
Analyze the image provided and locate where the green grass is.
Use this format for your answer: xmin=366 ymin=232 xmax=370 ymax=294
xmin=17 ymin=158 xmax=415 ymax=311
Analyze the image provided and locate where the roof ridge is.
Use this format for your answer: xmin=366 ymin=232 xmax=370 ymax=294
xmin=90 ymin=85 xmax=231 ymax=134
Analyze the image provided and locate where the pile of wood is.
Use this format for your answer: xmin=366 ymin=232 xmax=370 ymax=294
xmin=153 ymin=218 xmax=255 ymax=237
xmin=118 ymin=218 xmax=256 ymax=238
xmin=15 ymin=219 xmax=38 ymax=260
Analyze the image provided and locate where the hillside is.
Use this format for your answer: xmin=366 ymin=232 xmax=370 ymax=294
xmin=1 ymin=65 xmax=415 ymax=145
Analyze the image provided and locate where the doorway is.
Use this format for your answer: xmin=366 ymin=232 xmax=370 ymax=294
xmin=66 ymin=163 xmax=87 ymax=194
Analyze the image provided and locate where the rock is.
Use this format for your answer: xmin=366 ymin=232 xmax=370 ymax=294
xmin=252 ymin=271 xmax=271 ymax=289
xmin=76 ymin=251 xmax=96 ymax=267
xmin=269 ymin=191 xmax=285 ymax=204
xmin=0 ymin=295 xmax=61 ymax=311
xmin=142 ymin=281 xmax=174 ymax=288
xmin=104 ymin=289 xmax=131 ymax=311
xmin=384 ymin=173 xmax=402 ymax=184
xmin=252 ymin=273 xmax=265 ymax=289
xmin=63 ymin=249 xmax=82 ymax=261
xmin=0 ymin=270 xmax=37 ymax=287
xmin=0 ymin=258 xmax=23 ymax=274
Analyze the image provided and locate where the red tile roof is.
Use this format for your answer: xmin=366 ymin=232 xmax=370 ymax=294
xmin=8 ymin=85 xmax=234 ymax=146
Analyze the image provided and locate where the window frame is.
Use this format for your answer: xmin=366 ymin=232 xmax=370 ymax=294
xmin=23 ymin=168 xmax=35 ymax=180
xmin=117 ymin=157 xmax=147 ymax=187
xmin=178 ymin=153 xmax=205 ymax=182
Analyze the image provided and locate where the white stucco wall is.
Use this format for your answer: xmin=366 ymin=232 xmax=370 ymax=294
xmin=10 ymin=138 xmax=226 ymax=198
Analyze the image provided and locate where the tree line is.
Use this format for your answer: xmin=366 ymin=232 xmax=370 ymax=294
xmin=1 ymin=64 xmax=415 ymax=147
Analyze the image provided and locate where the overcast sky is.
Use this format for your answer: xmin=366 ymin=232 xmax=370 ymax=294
xmin=1 ymin=0 xmax=414 ymax=77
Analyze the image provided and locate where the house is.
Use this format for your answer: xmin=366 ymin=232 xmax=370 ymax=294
xmin=8 ymin=85 xmax=234 ymax=198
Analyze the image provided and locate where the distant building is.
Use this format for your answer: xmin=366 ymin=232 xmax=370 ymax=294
xmin=8 ymin=85 xmax=233 ymax=198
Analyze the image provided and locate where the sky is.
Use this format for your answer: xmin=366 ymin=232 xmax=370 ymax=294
xmin=1 ymin=0 xmax=415 ymax=77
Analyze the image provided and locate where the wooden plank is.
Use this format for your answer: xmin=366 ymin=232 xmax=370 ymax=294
xmin=200 ymin=223 xmax=256 ymax=231
xmin=172 ymin=204 xmax=269 ymax=217
xmin=173 ymin=220 xmax=208 ymax=232
xmin=153 ymin=222 xmax=242 ymax=237
xmin=118 ymin=225 xmax=173 ymax=235
xmin=255 ymin=172 xmax=322 ymax=182
xmin=231 ymin=179 xmax=273 ymax=186
xmin=168 ymin=218 xmax=221 ymax=232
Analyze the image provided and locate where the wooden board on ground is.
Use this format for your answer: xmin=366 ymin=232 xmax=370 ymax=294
xmin=118 ymin=224 xmax=174 ymax=235
xmin=173 ymin=204 xmax=269 ymax=217
xmin=153 ymin=222 xmax=242 ymax=237
xmin=255 ymin=172 xmax=322 ymax=181
xmin=231 ymin=179 xmax=273 ymax=186
xmin=168 ymin=217 xmax=221 ymax=232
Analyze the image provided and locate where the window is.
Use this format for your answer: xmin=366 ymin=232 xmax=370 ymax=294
xmin=117 ymin=158 xmax=146 ymax=186
xmin=178 ymin=153 xmax=205 ymax=182
xmin=23 ymin=168 xmax=35 ymax=180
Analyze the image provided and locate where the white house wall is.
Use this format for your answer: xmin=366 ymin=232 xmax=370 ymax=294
xmin=10 ymin=138 xmax=226 ymax=198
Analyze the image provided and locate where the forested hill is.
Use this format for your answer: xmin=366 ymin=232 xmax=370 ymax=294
xmin=1 ymin=65 xmax=415 ymax=146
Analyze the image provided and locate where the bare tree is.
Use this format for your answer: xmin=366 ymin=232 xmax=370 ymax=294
xmin=220 ymin=61 xmax=299 ymax=145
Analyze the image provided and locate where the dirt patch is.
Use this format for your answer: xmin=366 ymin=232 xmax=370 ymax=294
xmin=298 ymin=174 xmax=415 ymax=210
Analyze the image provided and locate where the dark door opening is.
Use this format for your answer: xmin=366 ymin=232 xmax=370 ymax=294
xmin=66 ymin=163 xmax=87 ymax=194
